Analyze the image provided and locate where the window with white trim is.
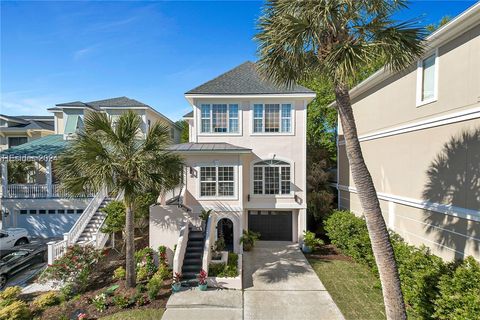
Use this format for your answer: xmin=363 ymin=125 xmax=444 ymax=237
xmin=253 ymin=160 xmax=291 ymax=195
xmin=200 ymin=104 xmax=239 ymax=133
xmin=417 ymin=51 xmax=438 ymax=105
xmin=200 ymin=166 xmax=235 ymax=197
xmin=253 ymin=104 xmax=292 ymax=133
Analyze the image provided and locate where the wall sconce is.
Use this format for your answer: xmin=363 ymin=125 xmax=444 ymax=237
xmin=189 ymin=166 xmax=197 ymax=178
xmin=247 ymin=194 xmax=250 ymax=202
xmin=294 ymin=194 xmax=300 ymax=203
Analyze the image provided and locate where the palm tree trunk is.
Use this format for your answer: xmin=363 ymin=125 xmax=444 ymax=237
xmin=334 ymin=83 xmax=406 ymax=320
xmin=125 ymin=204 xmax=136 ymax=288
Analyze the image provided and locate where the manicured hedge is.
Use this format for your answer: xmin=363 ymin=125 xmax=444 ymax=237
xmin=324 ymin=210 xmax=480 ymax=320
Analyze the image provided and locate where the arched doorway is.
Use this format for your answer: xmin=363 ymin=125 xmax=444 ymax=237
xmin=217 ymin=218 xmax=234 ymax=252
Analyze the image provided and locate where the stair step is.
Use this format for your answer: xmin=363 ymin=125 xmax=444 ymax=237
xmin=182 ymin=264 xmax=202 ymax=272
xmin=188 ymin=234 xmax=204 ymax=240
xmin=186 ymin=247 xmax=203 ymax=254
xmin=183 ymin=258 xmax=202 ymax=265
xmin=185 ymin=252 xmax=202 ymax=259
xmin=182 ymin=272 xmax=198 ymax=280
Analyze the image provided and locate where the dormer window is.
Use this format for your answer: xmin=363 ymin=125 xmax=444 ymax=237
xmin=200 ymin=104 xmax=239 ymax=133
xmin=253 ymin=103 xmax=292 ymax=133
xmin=416 ymin=50 xmax=438 ymax=106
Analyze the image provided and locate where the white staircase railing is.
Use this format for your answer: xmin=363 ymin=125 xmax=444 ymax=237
xmin=173 ymin=224 xmax=189 ymax=275
xmin=67 ymin=187 xmax=108 ymax=245
xmin=202 ymin=214 xmax=216 ymax=274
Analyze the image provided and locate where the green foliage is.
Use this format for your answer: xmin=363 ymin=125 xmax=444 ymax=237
xmin=324 ymin=210 xmax=480 ymax=319
xmin=7 ymin=161 xmax=35 ymax=184
xmin=199 ymin=209 xmax=211 ymax=222
xmin=213 ymin=237 xmax=226 ymax=252
xmin=147 ymin=274 xmax=163 ymax=300
xmin=303 ymin=231 xmax=324 ymax=249
xmin=33 ymin=291 xmax=61 ymax=310
xmin=113 ymin=266 xmax=126 ymax=280
xmin=324 ymin=210 xmax=377 ymax=271
xmin=433 ymin=257 xmax=480 ymax=320
xmin=0 ymin=286 xmax=21 ymax=303
xmin=0 ymin=300 xmax=31 ymax=320
xmin=113 ymin=294 xmax=131 ymax=309
xmin=91 ymin=293 xmax=108 ymax=312
xmin=156 ymin=264 xmax=170 ymax=280
xmin=41 ymin=245 xmax=102 ymax=293
xmin=104 ymin=284 xmax=120 ymax=297
xmin=208 ymin=253 xmax=239 ymax=277
xmin=135 ymin=247 xmax=157 ymax=279
xmin=101 ymin=201 xmax=126 ymax=234
xmin=158 ymin=245 xmax=168 ymax=266
xmin=175 ymin=119 xmax=189 ymax=143
xmin=136 ymin=267 xmax=149 ymax=282
xmin=239 ymin=230 xmax=260 ymax=251
xmin=59 ymin=283 xmax=75 ymax=300
xmin=426 ymin=16 xmax=452 ymax=33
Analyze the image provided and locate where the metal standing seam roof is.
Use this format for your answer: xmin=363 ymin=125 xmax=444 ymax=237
xmin=0 ymin=135 xmax=69 ymax=160
xmin=185 ymin=61 xmax=315 ymax=95
xmin=168 ymin=142 xmax=251 ymax=153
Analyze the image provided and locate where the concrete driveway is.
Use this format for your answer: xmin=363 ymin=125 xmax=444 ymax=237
xmin=243 ymin=241 xmax=344 ymax=320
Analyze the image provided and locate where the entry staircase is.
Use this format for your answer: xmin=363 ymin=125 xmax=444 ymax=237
xmin=181 ymin=229 xmax=205 ymax=280
xmin=47 ymin=188 xmax=119 ymax=264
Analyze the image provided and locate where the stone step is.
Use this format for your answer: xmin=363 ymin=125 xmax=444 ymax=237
xmin=181 ymin=272 xmax=198 ymax=280
xmin=185 ymin=252 xmax=202 ymax=259
xmin=182 ymin=264 xmax=202 ymax=272
xmin=186 ymin=247 xmax=203 ymax=254
xmin=183 ymin=258 xmax=202 ymax=265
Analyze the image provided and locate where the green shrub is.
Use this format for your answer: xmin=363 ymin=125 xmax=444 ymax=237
xmin=100 ymin=201 xmax=126 ymax=235
xmin=104 ymin=284 xmax=119 ymax=297
xmin=59 ymin=283 xmax=75 ymax=301
xmin=147 ymin=274 xmax=163 ymax=300
xmin=240 ymin=230 xmax=260 ymax=251
xmin=0 ymin=286 xmax=22 ymax=307
xmin=433 ymin=256 xmax=480 ymax=320
xmin=33 ymin=291 xmax=61 ymax=310
xmin=303 ymin=230 xmax=324 ymax=249
xmin=113 ymin=294 xmax=130 ymax=309
xmin=391 ymin=234 xmax=445 ymax=319
xmin=113 ymin=266 xmax=126 ymax=280
xmin=136 ymin=266 xmax=149 ymax=282
xmin=91 ymin=293 xmax=108 ymax=312
xmin=135 ymin=247 xmax=157 ymax=278
xmin=156 ymin=263 xmax=170 ymax=279
xmin=158 ymin=245 xmax=168 ymax=266
xmin=324 ymin=210 xmax=376 ymax=271
xmin=134 ymin=293 xmax=148 ymax=306
xmin=0 ymin=300 xmax=31 ymax=320
xmin=209 ymin=253 xmax=239 ymax=277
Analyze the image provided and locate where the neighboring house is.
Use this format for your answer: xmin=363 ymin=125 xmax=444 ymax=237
xmin=335 ymin=4 xmax=480 ymax=261
xmin=0 ymin=96 xmax=181 ymax=244
xmin=149 ymin=61 xmax=315 ymax=277
xmin=0 ymin=114 xmax=54 ymax=151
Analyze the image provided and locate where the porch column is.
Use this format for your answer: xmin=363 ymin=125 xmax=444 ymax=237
xmin=1 ymin=161 xmax=7 ymax=197
xmin=46 ymin=159 xmax=53 ymax=198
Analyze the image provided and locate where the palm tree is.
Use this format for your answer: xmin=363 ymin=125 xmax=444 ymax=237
xmin=56 ymin=111 xmax=183 ymax=288
xmin=256 ymin=1 xmax=426 ymax=318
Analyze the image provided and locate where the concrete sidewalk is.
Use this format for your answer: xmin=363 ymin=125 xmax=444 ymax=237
xmin=243 ymin=241 xmax=344 ymax=320
xmin=162 ymin=288 xmax=243 ymax=320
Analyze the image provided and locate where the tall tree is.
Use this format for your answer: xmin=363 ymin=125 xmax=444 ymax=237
xmin=256 ymin=1 xmax=425 ymax=318
xmin=57 ymin=111 xmax=183 ymax=287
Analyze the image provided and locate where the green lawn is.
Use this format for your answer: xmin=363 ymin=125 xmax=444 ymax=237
xmin=100 ymin=309 xmax=164 ymax=320
xmin=308 ymin=258 xmax=386 ymax=320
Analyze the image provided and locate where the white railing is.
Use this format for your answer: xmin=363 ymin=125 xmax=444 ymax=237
xmin=2 ymin=183 xmax=94 ymax=198
xmin=173 ymin=224 xmax=189 ymax=275
xmin=47 ymin=237 xmax=68 ymax=265
xmin=67 ymin=187 xmax=107 ymax=245
xmin=202 ymin=214 xmax=216 ymax=274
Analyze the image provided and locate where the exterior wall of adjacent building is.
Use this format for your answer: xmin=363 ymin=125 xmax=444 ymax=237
xmin=184 ymin=97 xmax=310 ymax=242
xmin=337 ymin=22 xmax=480 ymax=261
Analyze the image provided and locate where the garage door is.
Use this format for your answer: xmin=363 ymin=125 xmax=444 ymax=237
xmin=248 ymin=211 xmax=292 ymax=241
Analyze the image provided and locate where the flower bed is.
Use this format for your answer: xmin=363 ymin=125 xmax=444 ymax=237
xmin=207 ymin=252 xmax=242 ymax=290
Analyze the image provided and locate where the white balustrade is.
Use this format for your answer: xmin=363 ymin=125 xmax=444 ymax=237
xmin=2 ymin=183 xmax=94 ymax=198
xmin=202 ymin=214 xmax=217 ymax=274
xmin=173 ymin=224 xmax=190 ymax=275
xmin=47 ymin=239 xmax=68 ymax=265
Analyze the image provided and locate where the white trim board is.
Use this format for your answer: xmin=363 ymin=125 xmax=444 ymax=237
xmin=338 ymin=106 xmax=480 ymax=145
xmin=335 ymin=183 xmax=480 ymax=222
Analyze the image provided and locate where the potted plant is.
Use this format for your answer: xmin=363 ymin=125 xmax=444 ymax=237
xmin=239 ymin=230 xmax=260 ymax=251
xmin=197 ymin=269 xmax=208 ymax=291
xmin=302 ymin=231 xmax=324 ymax=253
xmin=211 ymin=237 xmax=226 ymax=260
xmin=199 ymin=209 xmax=212 ymax=231
xmin=172 ymin=272 xmax=182 ymax=292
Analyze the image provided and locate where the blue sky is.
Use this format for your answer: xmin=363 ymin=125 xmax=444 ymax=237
xmin=1 ymin=0 xmax=476 ymax=121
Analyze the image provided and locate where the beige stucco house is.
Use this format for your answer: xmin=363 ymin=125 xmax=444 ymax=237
xmin=336 ymin=4 xmax=480 ymax=261
xmin=149 ymin=62 xmax=315 ymax=280
xmin=0 ymin=115 xmax=54 ymax=151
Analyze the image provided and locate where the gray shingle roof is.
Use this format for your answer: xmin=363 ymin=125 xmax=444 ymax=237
xmin=183 ymin=111 xmax=193 ymax=118
xmin=185 ymin=61 xmax=314 ymax=95
xmin=86 ymin=96 xmax=149 ymax=109
xmin=168 ymin=142 xmax=251 ymax=153
xmin=0 ymin=114 xmax=54 ymax=131
xmin=0 ymin=114 xmax=29 ymax=124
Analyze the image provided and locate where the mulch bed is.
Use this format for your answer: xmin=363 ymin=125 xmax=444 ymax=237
xmin=306 ymin=244 xmax=353 ymax=261
xmin=25 ymin=237 xmax=171 ymax=320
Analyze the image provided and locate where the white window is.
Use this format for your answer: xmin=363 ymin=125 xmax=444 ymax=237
xmin=416 ymin=50 xmax=438 ymax=106
xmin=200 ymin=166 xmax=235 ymax=197
xmin=252 ymin=104 xmax=292 ymax=133
xmin=200 ymin=104 xmax=239 ymax=133
xmin=253 ymin=160 xmax=291 ymax=195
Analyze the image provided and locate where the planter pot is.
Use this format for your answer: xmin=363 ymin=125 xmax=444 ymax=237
xmin=172 ymin=282 xmax=182 ymax=293
xmin=243 ymin=242 xmax=253 ymax=251
xmin=198 ymin=283 xmax=208 ymax=291
xmin=302 ymin=244 xmax=312 ymax=253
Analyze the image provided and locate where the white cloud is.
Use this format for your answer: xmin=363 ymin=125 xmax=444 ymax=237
xmin=73 ymin=45 xmax=98 ymax=61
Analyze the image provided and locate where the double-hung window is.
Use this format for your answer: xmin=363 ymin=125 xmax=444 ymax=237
xmin=200 ymin=104 xmax=239 ymax=133
xmin=252 ymin=104 xmax=292 ymax=133
xmin=253 ymin=160 xmax=291 ymax=195
xmin=200 ymin=166 xmax=235 ymax=197
xmin=417 ymin=51 xmax=438 ymax=106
